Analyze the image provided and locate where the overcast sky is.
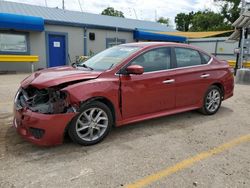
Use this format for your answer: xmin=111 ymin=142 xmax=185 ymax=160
xmin=5 ymin=0 xmax=220 ymax=27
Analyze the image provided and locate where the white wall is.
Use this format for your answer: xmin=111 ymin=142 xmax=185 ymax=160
xmin=0 ymin=26 xmax=134 ymax=72
xmin=0 ymin=31 xmax=45 ymax=72
xmin=188 ymin=37 xmax=238 ymax=61
xmin=0 ymin=25 xmax=84 ymax=72
xmin=45 ymin=25 xmax=84 ymax=65
xmin=29 ymin=31 xmax=46 ymax=70
xmin=87 ymin=28 xmax=134 ymax=55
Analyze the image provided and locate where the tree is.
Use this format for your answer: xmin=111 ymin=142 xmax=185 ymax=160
xmin=214 ymin=0 xmax=240 ymax=24
xmin=101 ymin=7 xmax=125 ymax=18
xmin=157 ymin=17 xmax=170 ymax=26
xmin=175 ymin=12 xmax=194 ymax=31
xmin=174 ymin=0 xmax=240 ymax=31
xmin=190 ymin=10 xmax=231 ymax=31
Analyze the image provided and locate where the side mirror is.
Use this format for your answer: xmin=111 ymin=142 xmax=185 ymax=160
xmin=126 ymin=65 xmax=144 ymax=75
xmin=71 ymin=62 xmax=77 ymax=68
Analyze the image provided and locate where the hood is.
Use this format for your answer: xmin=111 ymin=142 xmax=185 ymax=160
xmin=21 ymin=66 xmax=102 ymax=89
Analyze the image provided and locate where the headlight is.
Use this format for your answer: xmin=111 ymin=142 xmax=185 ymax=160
xmin=14 ymin=88 xmax=21 ymax=104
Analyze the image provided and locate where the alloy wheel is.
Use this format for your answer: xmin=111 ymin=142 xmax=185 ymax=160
xmin=76 ymin=107 xmax=109 ymax=141
xmin=205 ymin=89 xmax=221 ymax=113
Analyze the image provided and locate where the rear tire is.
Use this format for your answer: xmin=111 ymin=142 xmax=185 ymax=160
xmin=199 ymin=85 xmax=222 ymax=115
xmin=68 ymin=101 xmax=113 ymax=146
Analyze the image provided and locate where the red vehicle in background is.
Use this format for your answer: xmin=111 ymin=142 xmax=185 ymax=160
xmin=13 ymin=42 xmax=234 ymax=146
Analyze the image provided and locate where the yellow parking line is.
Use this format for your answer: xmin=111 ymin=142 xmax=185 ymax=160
xmin=126 ymin=134 xmax=250 ymax=188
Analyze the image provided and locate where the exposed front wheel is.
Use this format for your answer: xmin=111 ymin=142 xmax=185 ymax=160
xmin=68 ymin=101 xmax=113 ymax=145
xmin=200 ymin=85 xmax=222 ymax=115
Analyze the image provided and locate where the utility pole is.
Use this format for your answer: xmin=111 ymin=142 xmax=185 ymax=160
xmin=62 ymin=0 xmax=65 ymax=10
xmin=239 ymin=0 xmax=247 ymax=69
xmin=115 ymin=27 xmax=118 ymax=45
xmin=234 ymin=0 xmax=250 ymax=83
xmin=155 ymin=10 xmax=157 ymax=21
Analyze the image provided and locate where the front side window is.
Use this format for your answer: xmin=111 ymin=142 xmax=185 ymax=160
xmin=131 ymin=47 xmax=171 ymax=72
xmin=0 ymin=33 xmax=28 ymax=53
xmin=201 ymin=52 xmax=211 ymax=64
xmin=175 ymin=48 xmax=202 ymax=68
xmin=80 ymin=46 xmax=141 ymax=71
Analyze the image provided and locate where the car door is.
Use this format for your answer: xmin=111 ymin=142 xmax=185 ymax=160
xmin=120 ymin=47 xmax=176 ymax=119
xmin=173 ymin=47 xmax=213 ymax=108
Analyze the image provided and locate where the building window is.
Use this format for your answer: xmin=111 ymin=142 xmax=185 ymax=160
xmin=106 ymin=38 xmax=126 ymax=48
xmin=0 ymin=33 xmax=28 ymax=54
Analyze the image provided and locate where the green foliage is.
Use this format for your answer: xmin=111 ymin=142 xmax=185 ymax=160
xmin=215 ymin=0 xmax=240 ymax=24
xmin=175 ymin=12 xmax=194 ymax=31
xmin=157 ymin=17 xmax=170 ymax=26
xmin=101 ymin=7 xmax=125 ymax=18
xmin=190 ymin=10 xmax=231 ymax=31
xmin=174 ymin=0 xmax=240 ymax=31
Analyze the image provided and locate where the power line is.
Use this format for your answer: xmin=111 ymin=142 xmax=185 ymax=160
xmin=132 ymin=8 xmax=138 ymax=19
xmin=78 ymin=0 xmax=83 ymax=12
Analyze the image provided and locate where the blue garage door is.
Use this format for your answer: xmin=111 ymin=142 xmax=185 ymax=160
xmin=48 ymin=34 xmax=66 ymax=67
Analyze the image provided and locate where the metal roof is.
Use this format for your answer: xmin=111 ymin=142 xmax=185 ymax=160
xmin=232 ymin=11 xmax=250 ymax=28
xmin=0 ymin=1 xmax=175 ymax=32
xmin=228 ymin=30 xmax=241 ymax=41
xmin=228 ymin=11 xmax=250 ymax=41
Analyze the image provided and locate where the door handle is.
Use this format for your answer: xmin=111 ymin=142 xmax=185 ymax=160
xmin=163 ymin=79 xmax=175 ymax=84
xmin=200 ymin=74 xmax=210 ymax=78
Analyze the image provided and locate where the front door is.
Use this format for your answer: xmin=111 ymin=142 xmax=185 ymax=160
xmin=121 ymin=47 xmax=176 ymax=119
xmin=48 ymin=34 xmax=66 ymax=67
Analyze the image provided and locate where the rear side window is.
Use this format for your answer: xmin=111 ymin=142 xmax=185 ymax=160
xmin=175 ymin=48 xmax=202 ymax=68
xmin=201 ymin=52 xmax=211 ymax=64
xmin=131 ymin=47 xmax=171 ymax=72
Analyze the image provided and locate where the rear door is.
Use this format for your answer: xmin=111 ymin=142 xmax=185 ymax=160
xmin=120 ymin=47 xmax=176 ymax=119
xmin=173 ymin=47 xmax=212 ymax=108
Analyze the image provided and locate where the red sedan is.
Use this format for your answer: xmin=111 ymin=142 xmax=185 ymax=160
xmin=13 ymin=42 xmax=234 ymax=146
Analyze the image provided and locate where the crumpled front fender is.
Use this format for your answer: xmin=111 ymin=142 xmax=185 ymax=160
xmin=62 ymin=78 xmax=122 ymax=121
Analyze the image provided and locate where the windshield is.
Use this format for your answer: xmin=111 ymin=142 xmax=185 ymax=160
xmin=79 ymin=46 xmax=141 ymax=71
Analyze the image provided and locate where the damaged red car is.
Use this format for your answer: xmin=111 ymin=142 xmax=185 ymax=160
xmin=13 ymin=42 xmax=234 ymax=146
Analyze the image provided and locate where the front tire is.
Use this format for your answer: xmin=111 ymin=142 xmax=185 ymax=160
xmin=200 ymin=85 xmax=222 ymax=115
xmin=68 ymin=101 xmax=113 ymax=145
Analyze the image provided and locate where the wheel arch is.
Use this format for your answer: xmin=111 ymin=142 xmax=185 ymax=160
xmin=63 ymin=96 xmax=116 ymax=143
xmin=79 ymin=96 xmax=116 ymax=126
xmin=211 ymin=82 xmax=225 ymax=99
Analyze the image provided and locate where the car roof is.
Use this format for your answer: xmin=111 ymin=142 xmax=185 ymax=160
xmin=121 ymin=42 xmax=209 ymax=55
xmin=121 ymin=42 xmax=191 ymax=48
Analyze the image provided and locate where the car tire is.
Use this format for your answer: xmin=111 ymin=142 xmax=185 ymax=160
xmin=68 ymin=101 xmax=113 ymax=146
xmin=199 ymin=85 xmax=222 ymax=115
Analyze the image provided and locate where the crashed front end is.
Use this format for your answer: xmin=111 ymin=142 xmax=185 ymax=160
xmin=13 ymin=86 xmax=77 ymax=146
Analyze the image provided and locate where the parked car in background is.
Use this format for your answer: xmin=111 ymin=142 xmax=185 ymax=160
xmin=13 ymin=42 xmax=234 ymax=146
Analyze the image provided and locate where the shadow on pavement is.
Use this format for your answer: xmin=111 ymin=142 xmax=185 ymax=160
xmin=1 ymin=106 xmax=233 ymax=162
